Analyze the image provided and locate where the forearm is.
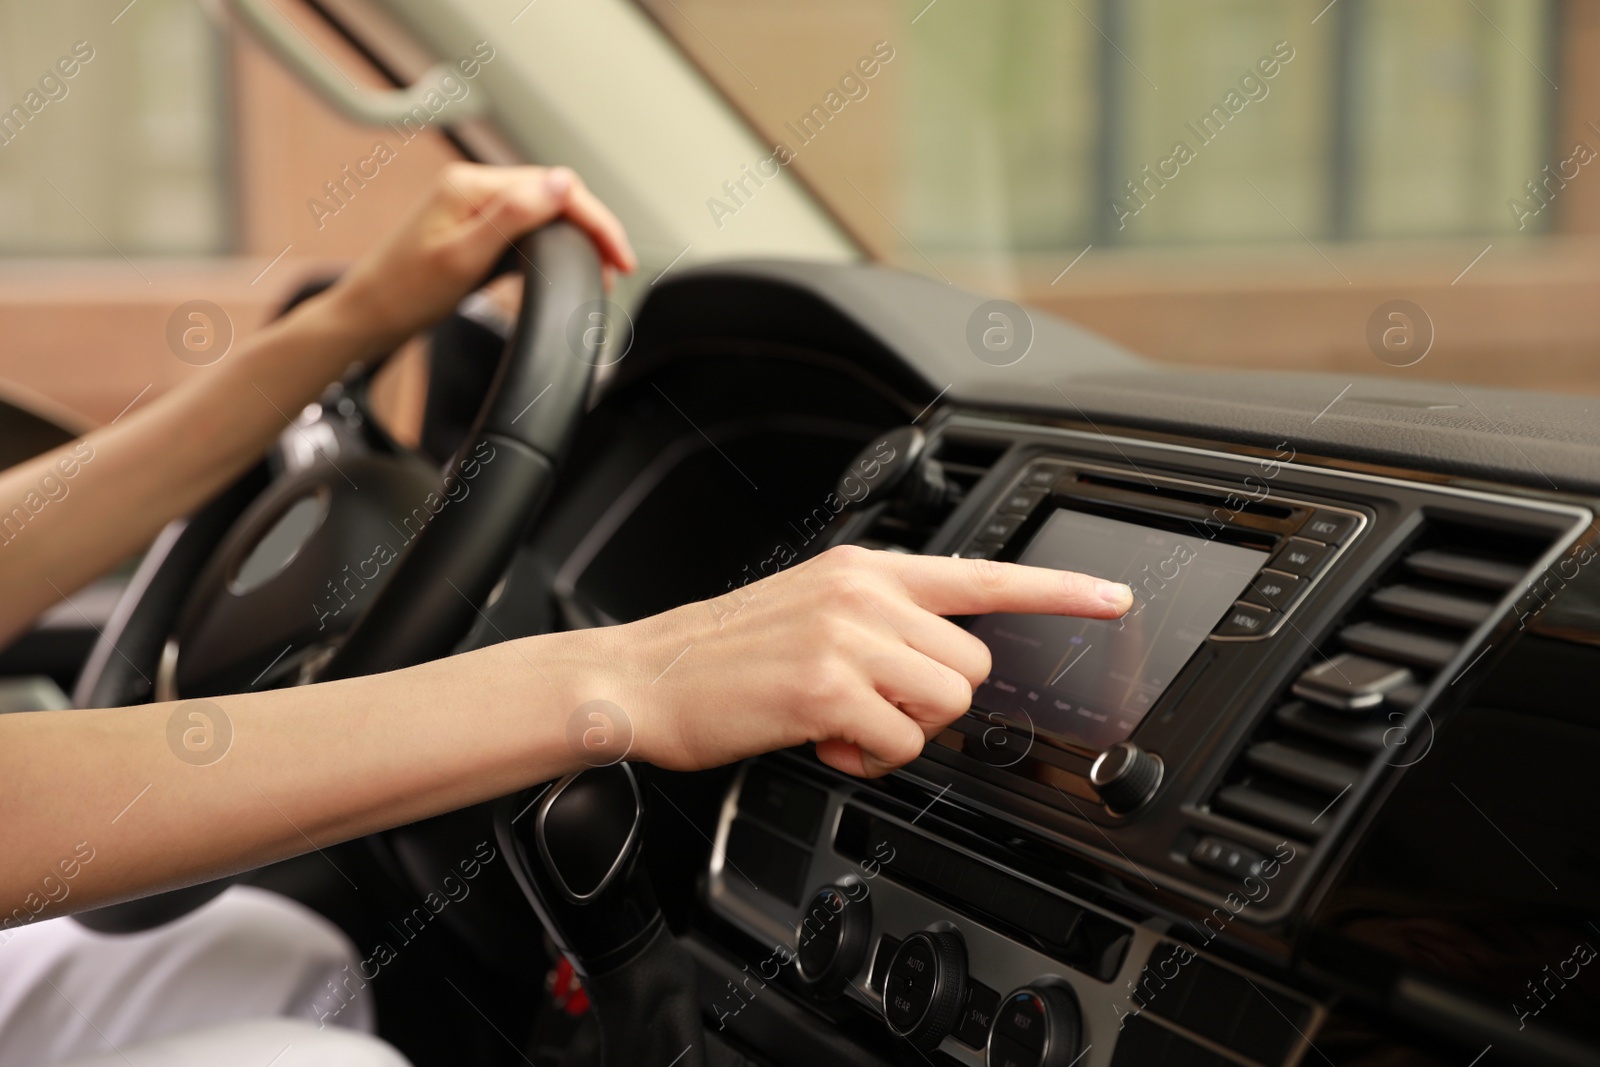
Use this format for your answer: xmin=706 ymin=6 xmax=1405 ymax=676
xmin=0 ymin=630 xmax=595 ymax=922
xmin=0 ymin=543 xmax=1131 ymax=928
xmin=0 ymin=288 xmax=379 ymax=644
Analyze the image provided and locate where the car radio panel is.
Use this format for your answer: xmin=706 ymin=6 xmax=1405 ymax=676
xmin=951 ymin=454 xmax=1369 ymax=770
xmin=701 ymin=415 xmax=1593 ymax=1066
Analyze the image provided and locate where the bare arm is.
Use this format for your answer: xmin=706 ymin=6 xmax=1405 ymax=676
xmin=0 ymin=548 xmax=1132 ymax=924
xmin=0 ymin=163 xmax=635 ymax=647
xmin=0 ymin=162 xmax=1133 ymax=931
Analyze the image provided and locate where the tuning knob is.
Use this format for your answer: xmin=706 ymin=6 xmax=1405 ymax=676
xmin=794 ymin=883 xmax=872 ymax=997
xmin=987 ymin=985 xmax=1083 ymax=1067
xmin=883 ymin=930 xmax=968 ymax=1050
xmin=1089 ymin=741 xmax=1163 ymax=815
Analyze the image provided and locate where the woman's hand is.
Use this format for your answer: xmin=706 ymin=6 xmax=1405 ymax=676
xmin=559 ymin=546 xmax=1134 ymax=778
xmin=328 ymin=163 xmax=637 ymax=351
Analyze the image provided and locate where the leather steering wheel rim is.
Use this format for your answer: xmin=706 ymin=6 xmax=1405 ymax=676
xmin=320 ymin=221 xmax=601 ymax=678
xmin=71 ymin=221 xmax=602 ymax=931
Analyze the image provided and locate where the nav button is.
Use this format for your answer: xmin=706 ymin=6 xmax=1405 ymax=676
xmin=1270 ymin=537 xmax=1333 ymax=578
xmin=1214 ymin=603 xmax=1275 ymax=638
xmin=998 ymin=487 xmax=1047 ymax=517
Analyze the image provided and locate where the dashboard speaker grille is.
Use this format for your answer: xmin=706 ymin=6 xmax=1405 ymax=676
xmin=1209 ymin=517 xmax=1554 ymax=842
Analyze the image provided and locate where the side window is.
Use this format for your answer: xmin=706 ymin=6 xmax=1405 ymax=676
xmin=0 ymin=0 xmax=462 ymax=440
xmin=637 ymin=0 xmax=1591 ymax=392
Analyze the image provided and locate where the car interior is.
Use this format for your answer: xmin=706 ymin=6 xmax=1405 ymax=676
xmin=2 ymin=1 xmax=1597 ymax=1065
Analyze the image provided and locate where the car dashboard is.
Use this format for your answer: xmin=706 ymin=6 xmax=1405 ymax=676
xmin=508 ymin=259 xmax=1600 ymax=1067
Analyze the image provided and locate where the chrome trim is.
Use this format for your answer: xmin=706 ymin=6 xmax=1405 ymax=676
xmin=533 ymin=765 xmax=643 ymax=905
xmin=155 ymin=637 xmax=181 ymax=704
xmin=945 ymin=412 xmax=1593 ymax=526
xmin=707 ymin=767 xmax=1171 ymax=1067
xmin=960 ymin=451 xmax=1370 ymax=643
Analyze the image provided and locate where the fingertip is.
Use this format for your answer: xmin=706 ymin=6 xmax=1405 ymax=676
xmin=1098 ymin=581 xmax=1134 ymax=615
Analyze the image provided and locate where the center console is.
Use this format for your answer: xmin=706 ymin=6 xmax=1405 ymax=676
xmin=698 ymin=412 xmax=1598 ymax=1066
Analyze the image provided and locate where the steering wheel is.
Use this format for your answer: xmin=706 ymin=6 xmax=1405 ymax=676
xmin=71 ymin=222 xmax=602 ymax=931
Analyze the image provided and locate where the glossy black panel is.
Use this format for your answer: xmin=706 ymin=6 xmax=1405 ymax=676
xmin=1306 ymin=629 xmax=1600 ymax=1045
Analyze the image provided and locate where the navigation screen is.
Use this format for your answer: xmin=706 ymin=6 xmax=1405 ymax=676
xmin=968 ymin=509 xmax=1267 ymax=753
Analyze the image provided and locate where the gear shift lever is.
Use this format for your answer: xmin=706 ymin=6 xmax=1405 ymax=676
xmin=499 ymin=764 xmax=707 ymax=1067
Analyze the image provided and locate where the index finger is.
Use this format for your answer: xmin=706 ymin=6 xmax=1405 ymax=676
xmin=877 ymin=553 xmax=1134 ymax=618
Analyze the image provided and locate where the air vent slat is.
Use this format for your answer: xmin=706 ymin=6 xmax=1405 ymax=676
xmin=1291 ymin=652 xmax=1414 ymax=712
xmin=1369 ymin=583 xmax=1495 ymax=629
xmin=1207 ymin=515 xmax=1560 ymax=847
xmin=1404 ymin=547 xmax=1525 ymax=591
xmin=1244 ymin=740 xmax=1364 ymax=793
xmin=849 ymin=433 xmax=1006 ymax=553
xmin=1213 ymin=785 xmax=1327 ymax=841
xmin=1385 ymin=682 xmax=1427 ymax=710
xmin=1339 ymin=621 xmax=1459 ymax=670
xmin=1275 ymin=702 xmax=1387 ymax=754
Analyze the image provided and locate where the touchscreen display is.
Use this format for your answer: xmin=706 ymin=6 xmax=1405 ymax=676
xmin=968 ymin=509 xmax=1267 ymax=752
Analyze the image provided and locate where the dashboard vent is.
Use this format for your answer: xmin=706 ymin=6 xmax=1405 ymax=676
xmin=852 ymin=432 xmax=1008 ymax=553
xmin=1209 ymin=518 xmax=1553 ymax=842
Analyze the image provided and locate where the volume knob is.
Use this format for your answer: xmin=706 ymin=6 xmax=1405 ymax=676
xmin=795 ymin=884 xmax=872 ymax=997
xmin=1089 ymin=741 xmax=1163 ymax=815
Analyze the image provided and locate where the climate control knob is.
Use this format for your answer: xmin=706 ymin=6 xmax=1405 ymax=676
xmin=1089 ymin=741 xmax=1164 ymax=815
xmin=883 ymin=929 xmax=968 ymax=1050
xmin=794 ymin=884 xmax=872 ymax=996
xmin=987 ymin=985 xmax=1082 ymax=1067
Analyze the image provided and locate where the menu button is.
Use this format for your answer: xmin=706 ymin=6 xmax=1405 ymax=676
xmin=1214 ymin=602 xmax=1275 ymax=637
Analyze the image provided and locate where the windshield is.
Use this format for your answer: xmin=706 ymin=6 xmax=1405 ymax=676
xmin=635 ymin=0 xmax=1591 ymax=392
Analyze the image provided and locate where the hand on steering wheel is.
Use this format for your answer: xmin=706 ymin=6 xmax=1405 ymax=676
xmin=330 ymin=163 xmax=637 ymax=354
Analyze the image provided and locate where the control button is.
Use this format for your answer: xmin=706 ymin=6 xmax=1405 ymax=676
xmin=952 ymin=980 xmax=1000 ymax=1049
xmin=1213 ymin=602 xmax=1276 ymax=638
xmin=1301 ymin=511 xmax=1359 ymax=545
xmin=960 ymin=542 xmax=1004 ymax=560
xmin=897 ymin=938 xmax=936 ymax=990
xmin=1021 ymin=464 xmax=1065 ymax=489
xmin=998 ymin=487 xmax=1047 ymax=517
xmin=1241 ymin=569 xmax=1305 ymax=613
xmin=994 ymin=990 xmax=1045 ymax=1051
xmin=977 ymin=515 xmax=1024 ymax=544
xmin=987 ymin=986 xmax=1082 ymax=1067
xmin=1190 ymin=835 xmax=1267 ymax=879
xmin=1088 ymin=742 xmax=1164 ymax=816
xmin=883 ymin=930 xmax=968 ymax=1050
xmin=886 ymin=982 xmax=932 ymax=1030
xmin=1292 ymin=651 xmax=1414 ymax=712
xmin=1269 ymin=537 xmax=1333 ymax=578
xmin=795 ymin=884 xmax=873 ymax=997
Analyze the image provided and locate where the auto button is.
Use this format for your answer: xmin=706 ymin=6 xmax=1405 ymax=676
xmin=883 ymin=930 xmax=968 ymax=1051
